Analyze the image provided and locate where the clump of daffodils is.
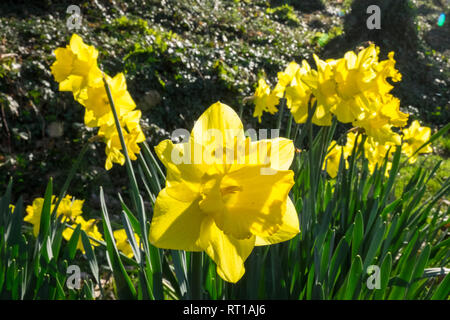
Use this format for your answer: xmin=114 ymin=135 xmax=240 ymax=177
xmin=24 ymin=194 xmax=103 ymax=253
xmin=50 ymin=34 xmax=145 ymax=170
xmin=24 ymin=195 xmax=137 ymax=256
xmin=254 ymin=45 xmax=433 ymax=176
xmin=24 ymin=195 xmax=84 ymax=237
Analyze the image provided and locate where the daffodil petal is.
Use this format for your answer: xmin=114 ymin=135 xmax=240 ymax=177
xmin=252 ymin=138 xmax=295 ymax=171
xmin=199 ymin=216 xmax=255 ymax=283
xmin=255 ymin=197 xmax=299 ymax=246
xmin=191 ymin=102 xmax=245 ymax=151
xmin=206 ymin=165 xmax=294 ymax=239
xmin=149 ymin=189 xmax=204 ymax=251
xmin=155 ymin=139 xmax=205 ymax=202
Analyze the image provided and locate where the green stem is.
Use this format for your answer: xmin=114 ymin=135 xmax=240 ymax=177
xmin=51 ymin=142 xmax=90 ymax=219
xmin=191 ymin=251 xmax=203 ymax=300
xmin=286 ymin=113 xmax=293 ymax=139
xmin=103 ymin=76 xmax=140 ymax=212
xmin=238 ymin=102 xmax=244 ymax=119
xmin=276 ymin=98 xmax=285 ymax=130
xmin=103 ymin=76 xmax=162 ymax=300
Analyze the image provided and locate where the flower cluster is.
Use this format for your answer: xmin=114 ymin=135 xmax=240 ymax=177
xmin=24 ymin=194 xmax=102 ymax=253
xmin=324 ymin=120 xmax=433 ymax=178
xmin=254 ymin=45 xmax=408 ymax=142
xmin=50 ymin=34 xmax=145 ymax=170
xmin=254 ymin=45 xmax=433 ymax=176
xmin=24 ymin=195 xmax=137 ymax=256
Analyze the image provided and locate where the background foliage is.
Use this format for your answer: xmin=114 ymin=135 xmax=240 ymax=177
xmin=1 ymin=0 xmax=449 ymax=209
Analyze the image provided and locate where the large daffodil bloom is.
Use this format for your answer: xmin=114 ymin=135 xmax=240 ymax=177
xmin=149 ymin=102 xmax=299 ymax=283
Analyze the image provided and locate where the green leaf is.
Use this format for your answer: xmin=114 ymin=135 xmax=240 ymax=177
xmin=374 ymin=252 xmax=392 ymax=300
xmin=328 ymin=236 xmax=349 ymax=292
xmin=344 ymin=255 xmax=363 ymax=300
xmin=99 ymin=187 xmax=136 ymax=299
xmin=431 ymin=272 xmax=450 ymax=300
xmin=363 ymin=221 xmax=386 ymax=271
xmin=406 ymin=244 xmax=431 ymax=299
xmin=121 ymin=211 xmax=141 ymax=263
xmin=388 ymin=230 xmax=420 ymax=299
xmin=118 ymin=194 xmax=142 ymax=236
xmin=80 ymin=230 xmax=100 ymax=284
xmin=6 ymin=197 xmax=24 ymax=246
xmin=65 ymin=224 xmax=82 ymax=260
xmin=38 ymin=179 xmax=53 ymax=244
xmin=352 ymin=211 xmax=364 ymax=260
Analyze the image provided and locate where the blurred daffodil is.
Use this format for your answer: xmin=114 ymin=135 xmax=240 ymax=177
xmin=114 ymin=229 xmax=140 ymax=258
xmin=253 ymin=78 xmax=280 ymax=123
xmin=63 ymin=216 xmax=104 ymax=254
xmin=24 ymin=195 xmax=83 ymax=237
xmin=364 ymin=137 xmax=395 ymax=175
xmin=24 ymin=198 xmax=47 ymax=236
xmin=58 ymin=195 xmax=84 ymax=220
xmin=402 ymin=120 xmax=433 ymax=163
xmin=323 ymin=141 xmax=346 ymax=178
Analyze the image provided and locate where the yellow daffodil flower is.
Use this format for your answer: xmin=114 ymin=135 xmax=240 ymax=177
xmin=99 ymin=124 xmax=146 ymax=170
xmin=300 ymin=55 xmax=338 ymax=126
xmin=364 ymin=137 xmax=394 ymax=175
xmin=378 ymin=95 xmax=409 ymax=128
xmin=331 ymin=47 xmax=378 ymax=123
xmin=25 ymin=197 xmax=48 ymax=236
xmin=323 ymin=141 xmax=346 ymax=178
xmin=57 ymin=195 xmax=84 ymax=220
xmin=63 ymin=216 xmax=104 ymax=254
xmin=354 ymin=115 xmax=401 ymax=146
xmin=114 ymin=229 xmax=140 ymax=258
xmin=80 ymin=73 xmax=137 ymax=128
xmin=253 ymin=78 xmax=280 ymax=122
xmin=373 ymin=51 xmax=402 ymax=96
xmin=50 ymin=34 xmax=103 ymax=101
xmin=402 ymin=120 xmax=433 ymax=163
xmin=50 ymin=34 xmax=147 ymax=171
xmin=285 ymin=60 xmax=314 ymax=124
xmin=274 ymin=61 xmax=301 ymax=97
xmin=24 ymin=195 xmax=83 ymax=237
xmin=150 ymin=102 xmax=299 ymax=283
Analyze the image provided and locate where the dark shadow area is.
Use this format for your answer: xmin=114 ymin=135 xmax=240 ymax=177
xmin=0 ymin=0 xmax=82 ymax=18
xmin=270 ymin=0 xmax=325 ymax=13
xmin=343 ymin=0 xmax=418 ymax=51
xmin=425 ymin=27 xmax=450 ymax=52
xmin=322 ymin=0 xmax=450 ymax=126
